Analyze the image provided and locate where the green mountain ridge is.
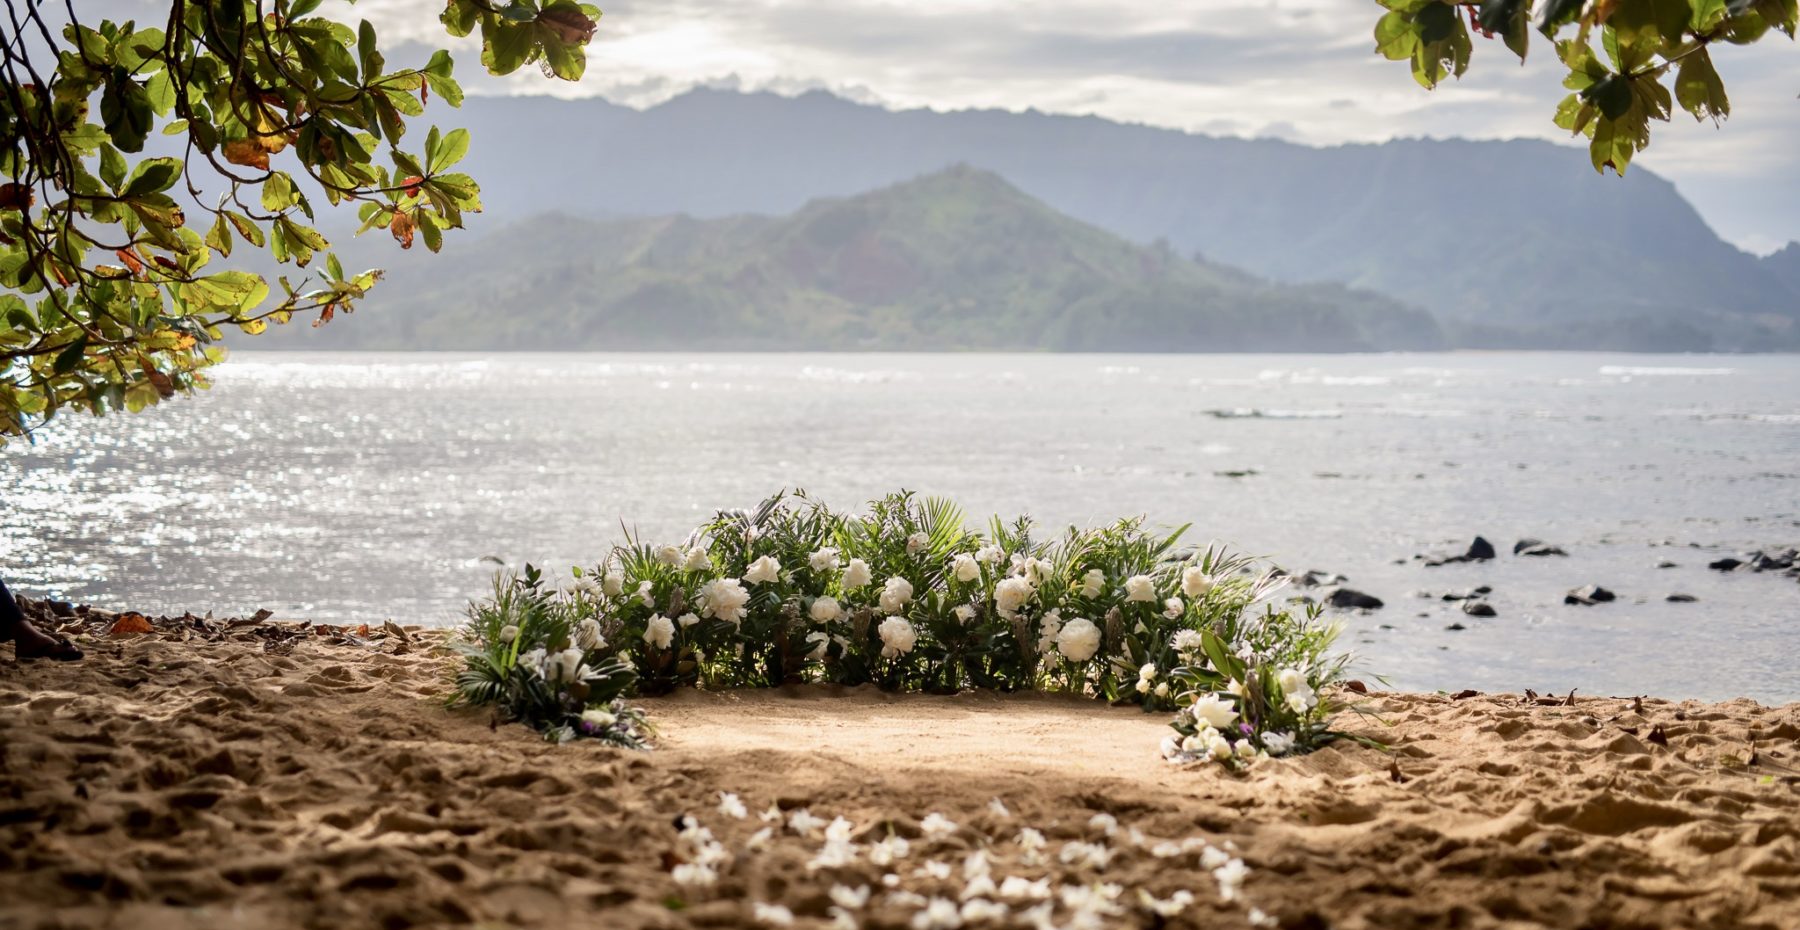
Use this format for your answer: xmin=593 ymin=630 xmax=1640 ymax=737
xmin=252 ymin=167 xmax=1444 ymax=352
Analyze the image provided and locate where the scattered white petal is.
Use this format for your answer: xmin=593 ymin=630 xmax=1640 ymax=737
xmin=920 ymin=812 xmax=958 ymax=840
xmin=753 ymin=902 xmax=795 ymax=926
xmin=830 ymin=884 xmax=872 ymax=910
xmin=718 ymin=792 xmax=749 ymax=820
xmin=910 ymin=897 xmax=964 ymax=930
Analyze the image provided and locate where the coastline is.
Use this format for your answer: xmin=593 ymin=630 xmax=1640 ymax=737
xmin=1 ymin=603 xmax=1795 ymax=929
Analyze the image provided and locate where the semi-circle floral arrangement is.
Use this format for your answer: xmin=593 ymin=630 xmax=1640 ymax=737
xmin=449 ymin=490 xmax=1365 ymax=768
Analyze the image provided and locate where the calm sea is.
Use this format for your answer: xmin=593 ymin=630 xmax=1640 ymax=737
xmin=3 ymin=352 xmax=1796 ymax=702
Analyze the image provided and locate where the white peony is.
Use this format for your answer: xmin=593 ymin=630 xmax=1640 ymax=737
xmin=1261 ymin=731 xmax=1296 ymax=756
xmin=1079 ymin=568 xmax=1105 ymax=598
xmin=575 ymin=618 xmax=606 ymax=651
xmin=1138 ymin=662 xmax=1157 ymax=682
xmin=975 ymin=544 xmax=1005 ymax=565
xmin=657 ymin=544 xmax=684 ymax=566
xmin=805 ymin=630 xmax=831 ymax=660
xmin=843 ymin=558 xmax=873 ymax=589
xmin=744 ymin=555 xmax=782 ymax=585
xmin=953 ymin=604 xmax=977 ymax=624
xmin=551 ymin=647 xmax=585 ymax=683
xmin=1191 ymin=692 xmax=1239 ymax=729
xmin=1054 ymin=617 xmax=1102 ymax=663
xmin=684 ymin=547 xmax=711 ymax=571
xmin=993 ymin=577 xmax=1034 ymax=617
xmin=951 ymin=553 xmax=981 ymax=583
xmin=809 ymin=547 xmax=840 ymax=572
xmin=1163 ymin=597 xmax=1185 ymax=619
xmin=1154 ymin=682 xmax=1170 ymax=698
xmin=1171 ymin=629 xmax=1205 ymax=654
xmin=602 ymin=570 xmax=624 ymax=597
xmin=498 ymin=624 xmax=519 ymax=644
xmin=878 ymin=576 xmax=914 ymax=615
xmin=906 ymin=531 xmax=930 ymax=554
xmin=1124 ymin=574 xmax=1157 ymax=602
xmin=1021 ymin=557 xmax=1053 ymax=586
xmin=643 ymin=614 xmax=676 ymax=650
xmin=878 ymin=617 xmax=918 ymax=657
xmin=810 ymin=596 xmax=845 ymax=624
xmin=700 ymin=578 xmax=751 ymax=623
xmin=1180 ymin=566 xmax=1214 ymax=599
xmin=677 ymin=612 xmax=700 ymax=628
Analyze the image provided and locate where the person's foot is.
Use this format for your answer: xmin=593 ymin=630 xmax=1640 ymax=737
xmin=6 ymin=618 xmax=83 ymax=661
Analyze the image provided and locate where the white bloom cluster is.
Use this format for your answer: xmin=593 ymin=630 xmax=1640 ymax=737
xmin=1054 ymin=617 xmax=1101 ymax=663
xmin=684 ymin=546 xmax=711 ymax=571
xmin=1277 ymin=666 xmax=1318 ymax=714
xmin=809 ymin=547 xmax=840 ymax=572
xmin=906 ymin=531 xmax=931 ymax=554
xmin=574 ymin=617 xmax=606 ymax=651
xmin=643 ymin=614 xmax=675 ymax=650
xmin=1123 ymin=574 xmax=1157 ymax=603
xmin=1078 ymin=568 xmax=1105 ymax=598
xmin=974 ymin=544 xmax=1004 ymax=564
xmin=1170 ymin=628 xmax=1205 ymax=656
xmin=745 ymin=555 xmax=782 ymax=585
xmin=879 ymin=617 xmax=918 ymax=658
xmin=951 ymin=553 xmax=981 ymax=583
xmin=1135 ymin=663 xmax=1157 ymax=694
xmin=1162 ymin=597 xmax=1184 ymax=619
xmin=1180 ymin=566 xmax=1214 ymax=598
xmin=993 ymin=576 xmax=1034 ymax=618
xmin=879 ymin=576 xmax=915 ymax=614
xmin=699 ymin=577 xmax=750 ymax=623
xmin=843 ymin=557 xmax=873 ymax=589
xmin=810 ymin=595 xmax=845 ymax=624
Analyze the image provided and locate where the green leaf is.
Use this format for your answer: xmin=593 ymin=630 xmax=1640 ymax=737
xmin=482 ymin=21 xmax=536 ymax=75
xmin=261 ymin=172 xmax=300 ymax=213
xmin=428 ymin=127 xmax=470 ymax=173
xmin=206 ymin=211 xmax=233 ymax=257
xmin=1479 ymin=0 xmax=1533 ymax=59
xmin=53 ymin=338 xmax=87 ymax=375
xmin=1584 ymin=73 xmax=1635 ymax=120
xmin=226 ymin=211 xmax=267 ymax=248
xmin=99 ymin=68 xmax=155 ymax=153
xmin=99 ymin=144 xmax=126 ymax=191
xmin=144 ymin=69 xmax=176 ymax=116
xmin=122 ymin=157 xmax=182 ymax=197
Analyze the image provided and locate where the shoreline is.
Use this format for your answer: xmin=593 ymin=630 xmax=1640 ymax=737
xmin=2 ymin=601 xmax=1796 ymax=928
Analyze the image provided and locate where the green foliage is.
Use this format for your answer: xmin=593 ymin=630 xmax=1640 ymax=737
xmin=451 ymin=564 xmax=651 ymax=747
xmin=1371 ymin=0 xmax=1795 ymax=174
xmin=0 ymin=1 xmax=602 ymax=441
xmin=458 ymin=489 xmax=1365 ymax=766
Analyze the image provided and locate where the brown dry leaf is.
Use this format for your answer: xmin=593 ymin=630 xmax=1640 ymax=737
xmin=222 ymin=138 xmax=270 ymax=170
xmin=1344 ymin=680 xmax=1368 ymax=694
xmin=0 ymin=182 xmax=34 ymax=211
xmin=114 ymin=248 xmax=145 ymax=276
xmin=537 ymin=7 xmax=598 ymax=43
xmin=108 ymin=612 xmax=153 ymax=636
xmin=389 ymin=212 xmax=415 ymax=249
xmin=354 ymin=624 xmax=370 ymax=637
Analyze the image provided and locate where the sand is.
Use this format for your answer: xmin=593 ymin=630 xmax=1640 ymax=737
xmin=1 ymin=605 xmax=1797 ymax=930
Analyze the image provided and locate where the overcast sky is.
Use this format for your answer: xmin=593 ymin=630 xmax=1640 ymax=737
xmin=88 ymin=0 xmax=1800 ymax=252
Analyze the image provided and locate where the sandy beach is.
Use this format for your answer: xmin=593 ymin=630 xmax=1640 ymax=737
xmin=1 ymin=606 xmax=1796 ymax=930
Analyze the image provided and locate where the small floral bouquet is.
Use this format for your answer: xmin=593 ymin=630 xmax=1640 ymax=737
xmin=450 ymin=565 xmax=652 ymax=747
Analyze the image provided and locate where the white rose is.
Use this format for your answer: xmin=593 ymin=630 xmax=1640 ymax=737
xmin=1192 ymin=693 xmax=1239 ymax=729
xmin=1181 ymin=566 xmax=1214 ymax=599
xmin=975 ymin=544 xmax=1004 ymax=565
xmin=951 ymin=553 xmax=980 ymax=583
xmin=878 ymin=576 xmax=914 ymax=614
xmin=552 ymin=647 xmax=585 ymax=682
xmin=1278 ymin=667 xmax=1318 ymax=711
xmin=699 ymin=578 xmax=750 ymax=623
xmin=1138 ymin=662 xmax=1157 ymax=682
xmin=1054 ymin=617 xmax=1101 ymax=663
xmin=498 ymin=624 xmax=519 ymax=645
xmin=581 ymin=708 xmax=617 ymax=728
xmin=878 ymin=617 xmax=918 ymax=657
xmin=906 ymin=532 xmax=930 ymax=554
xmin=684 ymin=547 xmax=711 ymax=571
xmin=843 ymin=558 xmax=873 ymax=589
xmin=602 ymin=571 xmax=624 ymax=597
xmin=1124 ymin=574 xmax=1157 ymax=603
xmin=809 ymin=547 xmax=840 ymax=572
xmin=952 ymin=604 xmax=976 ymax=623
xmin=1262 ymin=731 xmax=1295 ymax=756
xmin=574 ymin=618 xmax=605 ymax=651
xmin=643 ymin=614 xmax=675 ymax=650
xmin=994 ymin=577 xmax=1034 ymax=617
xmin=1154 ymin=682 xmax=1170 ymax=698
xmin=1162 ymin=597 xmax=1184 ymax=619
xmin=636 ymin=580 xmax=655 ymax=608
xmin=1207 ymin=733 xmax=1235 ymax=761
xmin=1079 ymin=568 xmax=1105 ymax=598
xmin=657 ymin=544 xmax=684 ymax=566
xmin=809 ymin=596 xmax=844 ymax=624
xmin=744 ymin=555 xmax=781 ymax=585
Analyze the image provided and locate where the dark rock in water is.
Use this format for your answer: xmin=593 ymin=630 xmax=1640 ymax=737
xmin=1290 ymin=569 xmax=1348 ymax=589
xmin=1461 ymin=600 xmax=1497 ymax=617
xmin=1440 ymin=586 xmax=1492 ymax=601
xmin=1287 ymin=595 xmax=1316 ymax=605
xmin=1514 ymin=538 xmax=1569 ymax=557
xmin=1666 ymin=593 xmax=1698 ymax=603
xmin=1326 ymin=588 xmax=1384 ymax=610
xmin=1748 ymin=549 xmax=1796 ymax=572
xmin=1564 ymin=585 xmax=1617 ymax=606
xmin=1656 ymin=559 xmax=1678 ymax=569
xmin=1466 ymin=537 xmax=1497 ymax=561
xmin=1445 ymin=622 xmax=1467 ymax=631
xmin=1475 ymin=585 xmax=1492 ymax=595
xmin=1707 ymin=558 xmax=1743 ymax=571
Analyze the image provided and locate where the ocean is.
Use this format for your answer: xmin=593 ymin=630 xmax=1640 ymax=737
xmin=3 ymin=352 xmax=1795 ymax=702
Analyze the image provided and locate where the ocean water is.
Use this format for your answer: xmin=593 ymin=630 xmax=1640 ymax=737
xmin=3 ymin=352 xmax=1796 ymax=702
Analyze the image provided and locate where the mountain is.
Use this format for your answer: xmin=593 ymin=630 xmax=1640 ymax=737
xmin=252 ymin=167 xmax=1441 ymax=352
xmin=329 ymin=88 xmax=1791 ymax=351
xmin=1763 ymin=243 xmax=1800 ymax=294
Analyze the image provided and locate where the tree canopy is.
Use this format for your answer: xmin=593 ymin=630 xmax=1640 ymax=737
xmin=1372 ymin=0 xmax=1796 ymax=174
xmin=0 ymin=0 xmax=601 ymax=442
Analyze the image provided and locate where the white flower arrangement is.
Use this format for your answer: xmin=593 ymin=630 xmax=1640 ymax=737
xmin=460 ymin=491 xmax=1358 ymax=764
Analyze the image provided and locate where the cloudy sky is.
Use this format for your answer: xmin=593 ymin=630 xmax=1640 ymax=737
xmin=87 ymin=0 xmax=1800 ymax=252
